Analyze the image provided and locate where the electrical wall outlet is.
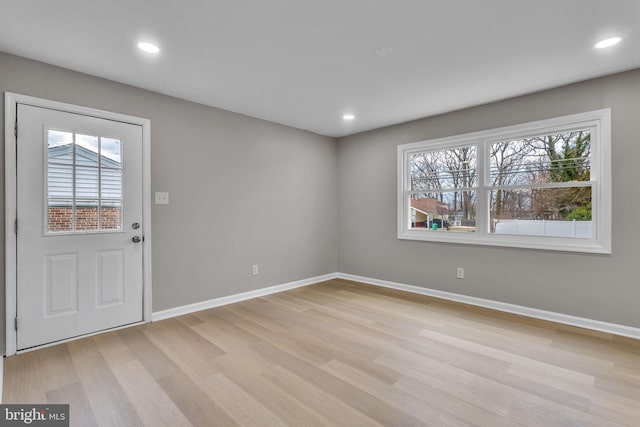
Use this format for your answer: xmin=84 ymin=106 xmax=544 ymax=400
xmin=155 ymin=192 xmax=169 ymax=205
xmin=456 ymin=267 xmax=464 ymax=279
xmin=252 ymin=264 xmax=259 ymax=275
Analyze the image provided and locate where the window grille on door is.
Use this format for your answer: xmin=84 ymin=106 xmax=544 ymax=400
xmin=46 ymin=130 xmax=123 ymax=233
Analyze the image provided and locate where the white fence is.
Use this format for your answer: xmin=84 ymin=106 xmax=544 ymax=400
xmin=494 ymin=219 xmax=591 ymax=238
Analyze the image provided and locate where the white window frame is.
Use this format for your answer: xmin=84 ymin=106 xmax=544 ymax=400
xmin=45 ymin=130 xmax=125 ymax=235
xmin=397 ymin=109 xmax=611 ymax=254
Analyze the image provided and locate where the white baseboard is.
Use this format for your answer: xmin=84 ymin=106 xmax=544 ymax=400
xmin=151 ymin=273 xmax=338 ymax=322
xmin=153 ymin=270 xmax=640 ymax=340
xmin=336 ymin=273 xmax=640 ymax=341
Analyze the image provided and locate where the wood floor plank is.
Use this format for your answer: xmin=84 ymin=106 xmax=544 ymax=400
xmin=118 ymin=325 xmax=237 ymax=427
xmin=409 ymin=329 xmax=596 ymax=411
xmin=3 ymin=344 xmax=79 ymax=404
xmin=398 ymin=334 xmax=511 ymax=377
xmin=46 ymin=382 xmax=98 ymax=427
xmin=92 ymin=331 xmax=137 ymax=368
xmin=66 ymin=338 xmax=143 ymax=427
xmin=261 ymin=364 xmax=386 ymax=427
xmin=274 ymin=292 xmax=376 ymax=327
xmin=417 ymin=317 xmax=618 ymax=375
xmin=175 ymin=313 xmax=206 ymax=328
xmin=3 ymin=351 xmax=49 ymax=403
xmin=394 ymin=370 xmax=514 ymax=419
xmin=157 ymin=372 xmax=238 ymax=427
xmin=507 ymin=395 xmax=621 ymax=427
xmin=212 ymin=349 xmax=334 ymax=426
xmin=141 ymin=319 xmax=222 ymax=380
xmin=551 ymin=329 xmax=640 ymax=368
xmin=200 ymin=373 xmax=285 ymax=426
xmin=117 ymin=326 xmax=181 ymax=380
xmin=253 ymin=339 xmax=427 ymax=426
xmin=111 ymin=359 xmax=192 ymax=427
xmin=191 ymin=310 xmax=264 ymax=352
xmin=5 ymin=279 xmax=640 ymax=427
xmin=321 ymin=358 xmax=480 ymax=427
xmin=223 ymin=303 xmax=290 ymax=333
xmin=150 ymin=317 xmax=226 ymax=359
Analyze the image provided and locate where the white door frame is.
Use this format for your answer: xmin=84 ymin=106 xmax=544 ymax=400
xmin=4 ymin=92 xmax=152 ymax=356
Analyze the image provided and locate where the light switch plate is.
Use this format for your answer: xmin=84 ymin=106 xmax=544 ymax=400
xmin=155 ymin=192 xmax=169 ymax=205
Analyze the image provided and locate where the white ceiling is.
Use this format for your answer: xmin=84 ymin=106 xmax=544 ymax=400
xmin=1 ymin=1 xmax=639 ymax=138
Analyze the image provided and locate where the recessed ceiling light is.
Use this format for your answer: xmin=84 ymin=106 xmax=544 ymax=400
xmin=375 ymin=46 xmax=393 ymax=56
xmin=137 ymin=42 xmax=160 ymax=53
xmin=343 ymin=114 xmax=355 ymax=120
xmin=595 ymin=37 xmax=621 ymax=49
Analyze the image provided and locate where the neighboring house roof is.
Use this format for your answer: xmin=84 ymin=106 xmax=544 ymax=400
xmin=48 ymin=144 xmax=121 ymax=168
xmin=412 ymin=207 xmax=429 ymax=216
xmin=410 ymin=198 xmax=449 ymax=214
xmin=48 ymin=144 xmax=122 ymax=200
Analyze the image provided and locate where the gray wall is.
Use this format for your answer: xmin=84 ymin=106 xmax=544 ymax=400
xmin=337 ymin=68 xmax=640 ymax=329
xmin=2 ymin=50 xmax=639 ymax=356
xmin=0 ymin=52 xmax=339 ymax=354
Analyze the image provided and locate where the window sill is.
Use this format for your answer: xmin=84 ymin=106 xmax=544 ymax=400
xmin=398 ymin=229 xmax=611 ymax=254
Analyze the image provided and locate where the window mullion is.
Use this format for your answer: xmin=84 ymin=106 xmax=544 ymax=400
xmin=475 ymin=140 xmax=487 ymax=238
xmin=72 ymin=132 xmax=77 ymax=232
xmin=488 ymin=181 xmax=593 ymax=191
xmin=403 ymin=154 xmax=411 ymax=232
xmin=408 ymin=187 xmax=477 ymax=194
xmin=98 ymin=137 xmax=102 ymax=231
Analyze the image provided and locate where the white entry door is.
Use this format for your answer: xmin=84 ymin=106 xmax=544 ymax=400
xmin=16 ymin=104 xmax=144 ymax=350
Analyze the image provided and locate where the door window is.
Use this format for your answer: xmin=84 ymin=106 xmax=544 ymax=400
xmin=47 ymin=130 xmax=123 ymax=233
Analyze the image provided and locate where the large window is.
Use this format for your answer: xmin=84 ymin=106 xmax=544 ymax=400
xmin=397 ymin=110 xmax=611 ymax=253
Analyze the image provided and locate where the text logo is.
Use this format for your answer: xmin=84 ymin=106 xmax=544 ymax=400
xmin=0 ymin=405 xmax=68 ymax=427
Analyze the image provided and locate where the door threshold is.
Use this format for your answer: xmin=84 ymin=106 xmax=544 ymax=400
xmin=15 ymin=320 xmax=147 ymax=355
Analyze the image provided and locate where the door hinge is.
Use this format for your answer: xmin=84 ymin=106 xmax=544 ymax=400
xmin=14 ymin=317 xmax=18 ymax=331
xmin=15 ymin=218 xmax=18 ymax=235
xmin=14 ymin=120 xmax=18 ymax=139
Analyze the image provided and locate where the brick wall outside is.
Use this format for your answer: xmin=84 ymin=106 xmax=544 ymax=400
xmin=48 ymin=207 xmax=121 ymax=232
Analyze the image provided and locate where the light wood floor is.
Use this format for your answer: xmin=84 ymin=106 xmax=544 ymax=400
xmin=4 ymin=279 xmax=640 ymax=426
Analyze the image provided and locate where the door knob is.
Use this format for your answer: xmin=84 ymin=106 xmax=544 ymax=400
xmin=132 ymin=236 xmax=142 ymax=243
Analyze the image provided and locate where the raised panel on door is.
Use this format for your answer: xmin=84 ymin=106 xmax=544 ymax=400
xmin=97 ymin=250 xmax=125 ymax=306
xmin=45 ymin=253 xmax=79 ymax=315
